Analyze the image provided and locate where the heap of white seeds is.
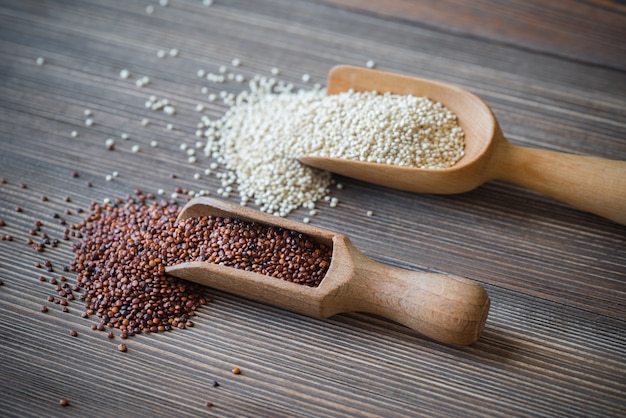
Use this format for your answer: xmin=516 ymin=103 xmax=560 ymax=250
xmin=203 ymin=77 xmax=465 ymax=217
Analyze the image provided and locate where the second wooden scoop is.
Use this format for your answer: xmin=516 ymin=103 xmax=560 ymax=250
xmin=300 ymin=65 xmax=626 ymax=225
xmin=165 ymin=197 xmax=490 ymax=346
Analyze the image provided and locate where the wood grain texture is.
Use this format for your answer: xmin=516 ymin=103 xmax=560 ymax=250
xmin=0 ymin=0 xmax=625 ymax=417
xmin=320 ymin=0 xmax=626 ymax=71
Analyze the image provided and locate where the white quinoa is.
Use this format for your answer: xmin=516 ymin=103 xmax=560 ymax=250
xmin=204 ymin=77 xmax=464 ymax=216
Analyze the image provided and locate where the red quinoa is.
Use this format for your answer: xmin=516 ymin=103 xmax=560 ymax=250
xmin=71 ymin=195 xmax=332 ymax=335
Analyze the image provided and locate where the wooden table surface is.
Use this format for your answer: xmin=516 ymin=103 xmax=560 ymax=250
xmin=1 ymin=1 xmax=625 ymax=417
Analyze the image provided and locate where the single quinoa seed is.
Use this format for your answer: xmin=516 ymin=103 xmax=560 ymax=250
xmin=118 ymin=343 xmax=127 ymax=352
xmin=232 ymin=367 xmax=241 ymax=375
xmin=59 ymin=399 xmax=69 ymax=406
xmin=70 ymin=330 xmax=78 ymax=337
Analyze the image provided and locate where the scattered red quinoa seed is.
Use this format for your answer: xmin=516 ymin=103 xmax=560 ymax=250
xmin=41 ymin=305 xmax=48 ymax=313
xmin=205 ymin=401 xmax=214 ymax=408
xmin=232 ymin=367 xmax=241 ymax=375
xmin=59 ymin=399 xmax=69 ymax=407
xmin=70 ymin=329 xmax=78 ymax=337
xmin=0 ymin=219 xmax=5 ymax=226
xmin=118 ymin=343 xmax=127 ymax=352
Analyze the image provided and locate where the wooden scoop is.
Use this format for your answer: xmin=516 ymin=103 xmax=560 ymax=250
xmin=299 ymin=65 xmax=626 ymax=225
xmin=165 ymin=197 xmax=490 ymax=346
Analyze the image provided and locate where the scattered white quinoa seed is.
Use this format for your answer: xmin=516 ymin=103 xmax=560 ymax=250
xmin=36 ymin=57 xmax=45 ymax=66
xmin=120 ymin=69 xmax=130 ymax=79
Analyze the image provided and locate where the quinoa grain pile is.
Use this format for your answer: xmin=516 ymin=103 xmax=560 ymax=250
xmin=71 ymin=195 xmax=332 ymax=335
xmin=72 ymin=198 xmax=207 ymax=336
xmin=169 ymin=216 xmax=332 ymax=287
xmin=204 ymin=78 xmax=465 ymax=216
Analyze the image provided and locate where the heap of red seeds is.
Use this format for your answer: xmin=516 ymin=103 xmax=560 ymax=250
xmin=166 ymin=216 xmax=332 ymax=286
xmin=72 ymin=198 xmax=206 ymax=336
xmin=71 ymin=196 xmax=332 ymax=336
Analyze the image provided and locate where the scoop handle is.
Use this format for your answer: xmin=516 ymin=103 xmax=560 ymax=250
xmin=493 ymin=141 xmax=626 ymax=225
xmin=335 ymin=250 xmax=490 ymax=345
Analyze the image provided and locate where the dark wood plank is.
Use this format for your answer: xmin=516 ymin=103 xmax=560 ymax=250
xmin=320 ymin=0 xmax=626 ymax=70
xmin=0 ymin=0 xmax=625 ymax=417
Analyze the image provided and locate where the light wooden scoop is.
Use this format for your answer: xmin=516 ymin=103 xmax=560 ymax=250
xmin=299 ymin=65 xmax=626 ymax=225
xmin=165 ymin=197 xmax=490 ymax=346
